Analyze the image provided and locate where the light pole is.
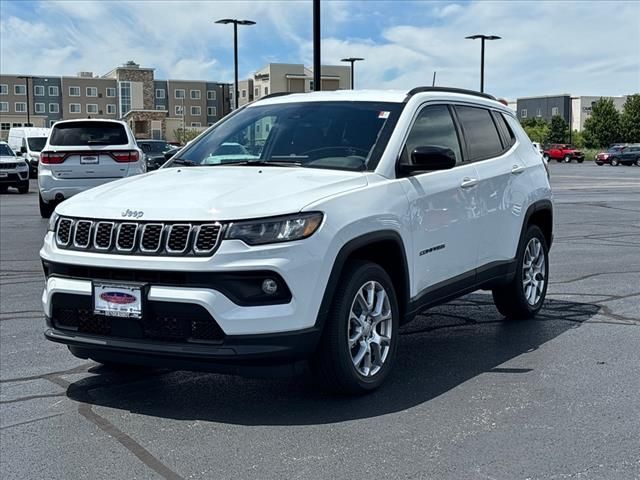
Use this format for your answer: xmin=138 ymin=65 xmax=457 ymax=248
xmin=340 ymin=57 xmax=364 ymax=89
xmin=465 ymin=34 xmax=501 ymax=93
xmin=215 ymin=18 xmax=256 ymax=109
xmin=17 ymin=75 xmax=39 ymax=126
xmin=313 ymin=0 xmax=321 ymax=91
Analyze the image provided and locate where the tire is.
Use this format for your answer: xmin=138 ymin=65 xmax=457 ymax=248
xmin=18 ymin=182 xmax=29 ymax=194
xmin=556 ymin=158 xmax=562 ymax=163
xmin=39 ymin=193 xmax=55 ymax=218
xmin=635 ymin=158 xmax=640 ymax=167
xmin=577 ymin=158 xmax=584 ymax=163
xmin=313 ymin=260 xmax=399 ymax=395
xmin=611 ymin=158 xmax=619 ymax=166
xmin=492 ymin=225 xmax=549 ymax=319
xmin=563 ymin=155 xmax=571 ymax=163
xmin=596 ymin=162 xmax=603 ymax=166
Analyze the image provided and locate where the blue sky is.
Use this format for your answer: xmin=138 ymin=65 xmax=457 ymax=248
xmin=1 ymin=0 xmax=638 ymax=99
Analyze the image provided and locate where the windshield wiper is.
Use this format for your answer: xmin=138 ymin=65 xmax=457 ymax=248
xmin=169 ymin=158 xmax=198 ymax=166
xmin=208 ymin=159 xmax=303 ymax=167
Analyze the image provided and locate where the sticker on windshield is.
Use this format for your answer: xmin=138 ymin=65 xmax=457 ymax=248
xmin=378 ymin=111 xmax=390 ymax=119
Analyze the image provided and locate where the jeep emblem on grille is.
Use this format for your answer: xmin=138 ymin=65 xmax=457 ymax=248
xmin=122 ymin=209 xmax=144 ymax=219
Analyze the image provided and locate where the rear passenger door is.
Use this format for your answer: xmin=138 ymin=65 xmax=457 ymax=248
xmin=455 ymin=105 xmax=525 ymax=267
xmin=398 ymin=104 xmax=481 ymax=294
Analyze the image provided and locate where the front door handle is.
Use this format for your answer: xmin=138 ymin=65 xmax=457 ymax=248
xmin=511 ymin=164 xmax=526 ymax=174
xmin=460 ymin=177 xmax=478 ymax=189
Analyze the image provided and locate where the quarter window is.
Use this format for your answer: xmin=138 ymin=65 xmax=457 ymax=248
xmin=455 ymin=106 xmax=504 ymax=161
xmin=492 ymin=112 xmax=516 ymax=149
xmin=401 ymin=104 xmax=463 ymax=166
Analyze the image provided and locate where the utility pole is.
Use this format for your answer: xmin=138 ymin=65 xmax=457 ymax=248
xmin=17 ymin=76 xmax=37 ymax=126
xmin=313 ymin=0 xmax=321 ymax=91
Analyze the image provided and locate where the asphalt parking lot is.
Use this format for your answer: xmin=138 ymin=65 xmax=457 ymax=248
xmin=1 ymin=162 xmax=639 ymax=480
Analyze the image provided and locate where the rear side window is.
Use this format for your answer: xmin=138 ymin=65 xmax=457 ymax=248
xmin=50 ymin=121 xmax=128 ymax=146
xmin=402 ymin=104 xmax=462 ymax=165
xmin=455 ymin=106 xmax=504 ymax=161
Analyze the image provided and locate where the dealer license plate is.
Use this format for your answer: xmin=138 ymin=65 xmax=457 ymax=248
xmin=81 ymin=155 xmax=99 ymax=164
xmin=94 ymin=283 xmax=142 ymax=318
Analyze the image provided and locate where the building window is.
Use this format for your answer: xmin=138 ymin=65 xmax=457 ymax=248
xmin=191 ymin=106 xmax=201 ymax=116
xmin=175 ymin=89 xmax=185 ymax=99
xmin=190 ymin=90 xmax=201 ymax=100
xmin=15 ymin=85 xmax=27 ymax=95
xmin=49 ymin=120 xmax=57 ymax=127
xmin=536 ymin=108 xmax=542 ymax=117
xmin=255 ymin=87 xmax=259 ymax=97
xmin=309 ymin=81 xmax=314 ymax=91
xmin=69 ymin=103 xmax=81 ymax=113
xmin=551 ymin=107 xmax=559 ymax=116
xmin=207 ymin=106 xmax=217 ymax=116
xmin=156 ymin=88 xmax=165 ymax=99
xmin=49 ymin=103 xmax=59 ymax=113
xmin=49 ymin=86 xmax=59 ymax=96
xmin=175 ymin=105 xmax=183 ymax=116
xmin=521 ymin=109 xmax=527 ymax=118
xmin=106 ymin=87 xmax=116 ymax=97
xmin=86 ymin=104 xmax=98 ymax=114
xmin=35 ymin=102 xmax=45 ymax=113
xmin=241 ymin=89 xmax=246 ymax=98
xmin=34 ymin=85 xmax=45 ymax=96
xmin=119 ymin=81 xmax=131 ymax=116
xmin=190 ymin=122 xmax=201 ymax=127
xmin=0 ymin=84 xmax=7 ymax=95
xmin=1 ymin=122 xmax=10 ymax=131
xmin=69 ymin=86 xmax=80 ymax=96
xmin=12 ymin=123 xmax=23 ymax=127
xmin=106 ymin=104 xmax=116 ymax=114
xmin=15 ymin=102 xmax=27 ymax=112
xmin=155 ymin=105 xmax=165 ymax=110
xmin=86 ymin=87 xmax=98 ymax=97
xmin=0 ymin=102 xmax=8 ymax=112
xmin=264 ymin=86 xmax=269 ymax=95
xmin=207 ymin=90 xmax=216 ymax=100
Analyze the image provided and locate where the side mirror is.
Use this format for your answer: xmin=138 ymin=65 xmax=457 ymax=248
xmin=20 ymin=146 xmax=27 ymax=154
xmin=399 ymin=146 xmax=457 ymax=174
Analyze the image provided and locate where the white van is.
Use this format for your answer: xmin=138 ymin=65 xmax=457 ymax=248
xmin=7 ymin=127 xmax=50 ymax=178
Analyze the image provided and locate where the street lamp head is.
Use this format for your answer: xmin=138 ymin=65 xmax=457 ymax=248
xmin=341 ymin=57 xmax=365 ymax=63
xmin=237 ymin=20 xmax=256 ymax=26
xmin=466 ymin=34 xmax=501 ymax=40
xmin=215 ymin=18 xmax=256 ymax=26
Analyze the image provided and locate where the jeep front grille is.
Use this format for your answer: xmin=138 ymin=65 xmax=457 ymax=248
xmin=55 ymin=218 xmax=223 ymax=256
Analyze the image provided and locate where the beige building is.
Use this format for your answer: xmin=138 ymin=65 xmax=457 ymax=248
xmin=60 ymin=73 xmax=118 ymax=120
xmin=571 ymin=95 xmax=628 ymax=132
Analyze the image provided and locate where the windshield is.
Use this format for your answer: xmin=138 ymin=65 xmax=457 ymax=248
xmin=50 ymin=121 xmax=128 ymax=146
xmin=0 ymin=144 xmax=15 ymax=156
xmin=27 ymin=137 xmax=47 ymax=151
xmin=168 ymin=101 xmax=401 ymax=171
xmin=139 ymin=141 xmax=172 ymax=154
xmin=608 ymin=146 xmax=623 ymax=152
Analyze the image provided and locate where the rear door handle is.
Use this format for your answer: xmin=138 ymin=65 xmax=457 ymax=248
xmin=460 ymin=177 xmax=478 ymax=189
xmin=511 ymin=164 xmax=526 ymax=174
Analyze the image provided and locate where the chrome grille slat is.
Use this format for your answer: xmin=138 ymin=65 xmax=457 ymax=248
xmin=54 ymin=218 xmax=222 ymax=256
xmin=73 ymin=220 xmax=93 ymax=248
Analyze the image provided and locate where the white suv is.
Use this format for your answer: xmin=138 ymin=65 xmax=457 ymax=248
xmin=40 ymin=88 xmax=553 ymax=394
xmin=38 ymin=119 xmax=144 ymax=218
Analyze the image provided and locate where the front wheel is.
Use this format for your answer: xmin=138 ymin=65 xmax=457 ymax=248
xmin=313 ymin=261 xmax=399 ymax=394
xmin=564 ymin=155 xmax=571 ymax=163
xmin=577 ymin=158 xmax=584 ymax=163
xmin=39 ymin=193 xmax=55 ymax=218
xmin=611 ymin=158 xmax=619 ymax=166
xmin=492 ymin=225 xmax=549 ymax=319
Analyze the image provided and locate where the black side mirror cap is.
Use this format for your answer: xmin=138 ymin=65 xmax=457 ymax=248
xmin=399 ymin=146 xmax=457 ymax=174
xmin=20 ymin=146 xmax=27 ymax=154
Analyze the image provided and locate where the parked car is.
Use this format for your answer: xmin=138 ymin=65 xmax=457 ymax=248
xmin=40 ymin=87 xmax=553 ymax=394
xmin=7 ymin=126 xmax=50 ymax=178
xmin=595 ymin=144 xmax=640 ymax=166
xmin=202 ymin=142 xmax=259 ymax=164
xmin=137 ymin=139 xmax=180 ymax=170
xmin=38 ymin=119 xmax=145 ymax=218
xmin=0 ymin=141 xmax=30 ymax=194
xmin=543 ymin=144 xmax=585 ymax=163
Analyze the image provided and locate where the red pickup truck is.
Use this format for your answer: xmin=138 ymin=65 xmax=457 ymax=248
xmin=543 ymin=144 xmax=585 ymax=163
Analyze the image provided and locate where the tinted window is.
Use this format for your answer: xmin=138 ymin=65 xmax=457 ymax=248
xmin=402 ymin=104 xmax=462 ymax=165
xmin=492 ymin=112 xmax=516 ymax=149
xmin=172 ymin=101 xmax=401 ymax=171
xmin=455 ymin=106 xmax=504 ymax=161
xmin=27 ymin=137 xmax=47 ymax=151
xmin=139 ymin=141 xmax=170 ymax=153
xmin=50 ymin=121 xmax=128 ymax=146
xmin=0 ymin=144 xmax=14 ymax=156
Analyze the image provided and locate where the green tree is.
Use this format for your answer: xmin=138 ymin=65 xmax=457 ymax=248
xmin=520 ymin=117 xmax=550 ymax=143
xmin=173 ymin=128 xmax=201 ymax=145
xmin=548 ymin=115 xmax=569 ymax=143
xmin=570 ymin=130 xmax=585 ymax=149
xmin=582 ymin=98 xmax=621 ymax=148
xmin=620 ymin=94 xmax=640 ymax=143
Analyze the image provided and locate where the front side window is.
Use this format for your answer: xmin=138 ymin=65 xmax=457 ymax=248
xmin=50 ymin=121 xmax=128 ymax=146
xmin=0 ymin=143 xmax=15 ymax=156
xmin=169 ymin=101 xmax=401 ymax=171
xmin=27 ymin=137 xmax=46 ymax=151
xmin=401 ymin=104 xmax=462 ymax=166
xmin=455 ymin=105 xmax=504 ymax=161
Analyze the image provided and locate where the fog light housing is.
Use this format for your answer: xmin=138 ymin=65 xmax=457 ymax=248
xmin=262 ymin=279 xmax=278 ymax=295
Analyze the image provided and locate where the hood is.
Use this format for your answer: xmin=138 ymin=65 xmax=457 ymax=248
xmin=57 ymin=166 xmax=368 ymax=221
xmin=0 ymin=155 xmax=20 ymax=163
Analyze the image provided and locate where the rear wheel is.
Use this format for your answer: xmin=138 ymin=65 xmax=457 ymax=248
xmin=492 ymin=225 xmax=549 ymax=319
xmin=563 ymin=155 xmax=571 ymax=163
xmin=313 ymin=260 xmax=399 ymax=394
xmin=596 ymin=162 xmax=603 ymax=166
xmin=39 ymin=193 xmax=55 ymax=218
xmin=611 ymin=158 xmax=619 ymax=166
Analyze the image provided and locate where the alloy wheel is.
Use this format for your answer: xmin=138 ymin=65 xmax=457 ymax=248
xmin=348 ymin=281 xmax=393 ymax=377
xmin=522 ymin=237 xmax=546 ymax=306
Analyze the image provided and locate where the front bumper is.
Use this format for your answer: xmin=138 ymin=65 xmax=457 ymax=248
xmin=0 ymin=170 xmax=29 ymax=185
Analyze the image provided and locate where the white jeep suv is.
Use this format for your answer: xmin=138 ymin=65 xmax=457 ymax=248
xmin=38 ymin=119 xmax=144 ymax=218
xmin=40 ymin=88 xmax=553 ymax=394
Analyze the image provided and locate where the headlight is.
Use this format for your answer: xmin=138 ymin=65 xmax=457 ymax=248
xmin=226 ymin=212 xmax=323 ymax=245
xmin=18 ymin=161 xmax=28 ymax=169
xmin=47 ymin=212 xmax=60 ymax=232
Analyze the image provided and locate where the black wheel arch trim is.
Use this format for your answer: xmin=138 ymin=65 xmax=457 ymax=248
xmin=521 ymin=199 xmax=553 ymax=250
xmin=315 ymin=230 xmax=410 ymax=330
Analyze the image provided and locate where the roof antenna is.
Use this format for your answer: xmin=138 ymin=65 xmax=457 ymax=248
xmin=432 ymin=71 xmax=437 ymax=87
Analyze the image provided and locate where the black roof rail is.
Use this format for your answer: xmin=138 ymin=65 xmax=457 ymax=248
xmin=405 ymin=87 xmax=496 ymax=101
xmin=258 ymin=92 xmax=295 ymax=101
